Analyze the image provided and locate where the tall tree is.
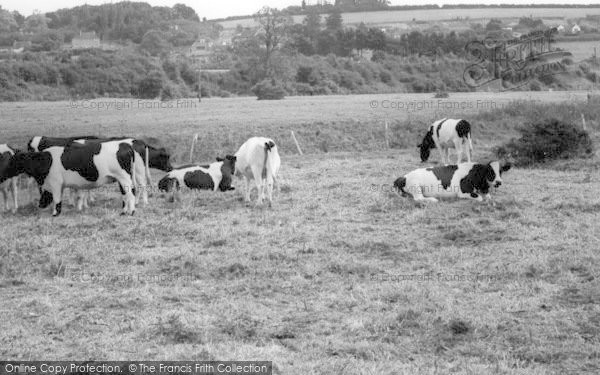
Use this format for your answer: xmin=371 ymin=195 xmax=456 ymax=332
xmin=254 ymin=7 xmax=291 ymax=76
xmin=325 ymin=9 xmax=343 ymax=31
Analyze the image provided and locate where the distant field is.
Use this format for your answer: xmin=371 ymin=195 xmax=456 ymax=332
xmin=555 ymin=40 xmax=600 ymax=61
xmin=1 ymin=92 xmax=599 ymax=373
xmin=219 ymin=7 xmax=600 ymax=29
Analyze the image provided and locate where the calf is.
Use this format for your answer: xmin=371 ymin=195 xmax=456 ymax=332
xmin=0 ymin=144 xmax=18 ymax=213
xmin=4 ymin=140 xmax=137 ymax=216
xmin=234 ymin=137 xmax=281 ymax=207
xmin=418 ymin=118 xmax=473 ymax=164
xmin=394 ymin=161 xmax=511 ymax=203
xmin=158 ymin=155 xmax=236 ymax=201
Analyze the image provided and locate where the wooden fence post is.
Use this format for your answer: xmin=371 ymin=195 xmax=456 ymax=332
xmin=291 ymin=131 xmax=303 ymax=155
xmin=189 ymin=133 xmax=198 ymax=162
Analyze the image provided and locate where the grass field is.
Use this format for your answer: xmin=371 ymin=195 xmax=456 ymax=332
xmin=1 ymin=92 xmax=599 ymax=374
xmin=218 ymin=7 xmax=600 ymax=30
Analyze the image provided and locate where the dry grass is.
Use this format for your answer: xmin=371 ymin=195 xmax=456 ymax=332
xmin=0 ymin=93 xmax=599 ymax=374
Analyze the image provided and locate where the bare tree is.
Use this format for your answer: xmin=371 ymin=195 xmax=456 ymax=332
xmin=254 ymin=7 xmax=291 ymax=76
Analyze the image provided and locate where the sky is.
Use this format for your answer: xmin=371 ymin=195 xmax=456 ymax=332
xmin=2 ymin=0 xmax=600 ymax=19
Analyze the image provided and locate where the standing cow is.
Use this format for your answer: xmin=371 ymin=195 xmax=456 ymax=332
xmin=418 ymin=118 xmax=474 ymax=164
xmin=158 ymin=155 xmax=236 ymax=201
xmin=234 ymin=137 xmax=280 ymax=207
xmin=4 ymin=140 xmax=137 ymax=216
xmin=394 ymin=161 xmax=511 ymax=203
xmin=0 ymin=144 xmax=18 ymax=213
xmin=73 ymin=137 xmax=172 ymax=205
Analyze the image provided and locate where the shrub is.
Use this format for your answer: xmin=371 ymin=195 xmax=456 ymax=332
xmin=434 ymin=91 xmax=449 ymax=98
xmin=251 ymin=78 xmax=286 ymax=100
xmin=136 ymin=71 xmax=164 ymax=99
xmin=495 ymin=118 xmax=593 ymax=166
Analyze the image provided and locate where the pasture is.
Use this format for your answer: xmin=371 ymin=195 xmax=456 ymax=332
xmin=218 ymin=7 xmax=600 ymax=30
xmin=1 ymin=92 xmax=599 ymax=374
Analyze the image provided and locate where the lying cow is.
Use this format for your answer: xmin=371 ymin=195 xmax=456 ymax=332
xmin=234 ymin=137 xmax=280 ymax=207
xmin=158 ymin=155 xmax=236 ymax=201
xmin=0 ymin=144 xmax=18 ymax=213
xmin=418 ymin=118 xmax=473 ymax=164
xmin=4 ymin=140 xmax=137 ymax=216
xmin=393 ymin=161 xmax=511 ymax=202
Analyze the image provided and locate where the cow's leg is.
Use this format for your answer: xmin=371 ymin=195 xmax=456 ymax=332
xmin=438 ymin=147 xmax=446 ymax=165
xmin=265 ymin=174 xmax=275 ymax=207
xmin=10 ymin=178 xmax=18 ymax=213
xmin=52 ymin=189 xmax=63 ymax=217
xmin=412 ymin=186 xmax=438 ymax=203
xmin=243 ymin=176 xmax=253 ymax=203
xmin=458 ymin=192 xmax=483 ymax=202
xmin=1 ymin=187 xmax=7 ymax=212
xmin=250 ymin=165 xmax=266 ymax=205
xmin=464 ymin=140 xmax=472 ymax=163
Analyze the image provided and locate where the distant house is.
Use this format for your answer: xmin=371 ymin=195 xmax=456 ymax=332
xmin=557 ymin=25 xmax=565 ymax=32
xmin=187 ymin=38 xmax=213 ymax=64
xmin=72 ymin=31 xmax=100 ymax=49
xmin=11 ymin=41 xmax=31 ymax=53
xmin=572 ymin=24 xmax=581 ymax=34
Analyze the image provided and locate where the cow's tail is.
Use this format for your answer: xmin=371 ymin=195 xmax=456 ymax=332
xmin=393 ymin=177 xmax=409 ymax=197
xmin=131 ymin=152 xmax=137 ymax=196
xmin=262 ymin=141 xmax=276 ymax=179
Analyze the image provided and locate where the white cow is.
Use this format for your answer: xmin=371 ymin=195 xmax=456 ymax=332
xmin=0 ymin=144 xmax=18 ymax=213
xmin=418 ymin=118 xmax=474 ymax=164
xmin=235 ymin=137 xmax=280 ymax=206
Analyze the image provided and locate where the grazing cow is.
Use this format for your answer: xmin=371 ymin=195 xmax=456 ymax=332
xmin=4 ymin=140 xmax=137 ymax=216
xmin=418 ymin=118 xmax=473 ymax=164
xmin=158 ymin=155 xmax=236 ymax=201
xmin=393 ymin=161 xmax=511 ymax=202
xmin=0 ymin=144 xmax=18 ymax=213
xmin=234 ymin=137 xmax=280 ymax=206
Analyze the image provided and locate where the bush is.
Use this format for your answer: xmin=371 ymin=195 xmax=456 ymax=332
xmin=434 ymin=91 xmax=449 ymax=98
xmin=495 ymin=118 xmax=593 ymax=166
xmin=251 ymin=78 xmax=286 ymax=100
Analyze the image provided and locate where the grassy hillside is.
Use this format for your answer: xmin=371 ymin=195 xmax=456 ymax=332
xmin=0 ymin=93 xmax=599 ymax=373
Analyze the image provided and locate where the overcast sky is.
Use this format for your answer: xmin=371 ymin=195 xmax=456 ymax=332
xmin=2 ymin=0 xmax=600 ymax=19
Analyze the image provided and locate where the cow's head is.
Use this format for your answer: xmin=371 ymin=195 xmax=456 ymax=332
xmin=417 ymin=128 xmax=435 ymax=162
xmin=216 ymin=154 xmax=237 ymax=191
xmin=6 ymin=151 xmax=52 ymax=185
xmin=150 ymin=147 xmax=173 ymax=172
xmin=486 ymin=161 xmax=512 ymax=188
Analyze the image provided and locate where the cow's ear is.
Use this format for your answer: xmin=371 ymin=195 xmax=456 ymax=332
xmin=216 ymin=157 xmax=224 ymax=162
xmin=500 ymin=163 xmax=512 ymax=173
xmin=417 ymin=143 xmax=421 ymax=148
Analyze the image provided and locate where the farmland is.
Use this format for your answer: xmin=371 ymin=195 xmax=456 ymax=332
xmin=218 ymin=7 xmax=600 ymax=30
xmin=1 ymin=92 xmax=599 ymax=374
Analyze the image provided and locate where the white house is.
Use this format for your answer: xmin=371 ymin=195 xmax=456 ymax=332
xmin=572 ymin=24 xmax=581 ymax=34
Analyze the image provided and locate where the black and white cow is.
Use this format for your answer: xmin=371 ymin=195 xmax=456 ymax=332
xmin=73 ymin=137 xmax=172 ymax=205
xmin=418 ymin=118 xmax=473 ymax=164
xmin=29 ymin=136 xmax=172 ymax=206
xmin=234 ymin=137 xmax=281 ymax=207
xmin=393 ymin=161 xmax=511 ymax=202
xmin=158 ymin=155 xmax=236 ymax=201
xmin=0 ymin=144 xmax=18 ymax=213
xmin=4 ymin=140 xmax=137 ymax=216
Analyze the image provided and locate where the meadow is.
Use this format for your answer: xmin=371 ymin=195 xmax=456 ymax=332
xmin=0 ymin=91 xmax=599 ymax=374
xmin=218 ymin=7 xmax=600 ymax=30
